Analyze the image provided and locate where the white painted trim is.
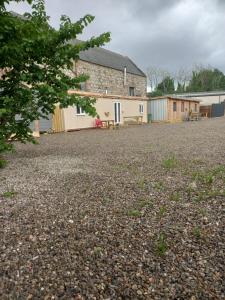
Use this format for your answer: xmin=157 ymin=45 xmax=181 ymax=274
xmin=114 ymin=101 xmax=121 ymax=124
xmin=139 ymin=103 xmax=144 ymax=114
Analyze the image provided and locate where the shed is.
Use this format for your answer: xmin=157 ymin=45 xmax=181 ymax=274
xmin=148 ymin=96 xmax=201 ymax=122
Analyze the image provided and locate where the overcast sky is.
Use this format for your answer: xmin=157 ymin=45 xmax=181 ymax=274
xmin=7 ymin=0 xmax=225 ymax=76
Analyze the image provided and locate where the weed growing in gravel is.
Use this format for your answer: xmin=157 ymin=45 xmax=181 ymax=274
xmin=127 ymin=209 xmax=142 ymax=217
xmin=93 ymin=246 xmax=103 ymax=257
xmin=199 ymin=208 xmax=207 ymax=216
xmin=159 ymin=206 xmax=166 ymax=217
xmin=203 ymin=174 xmax=214 ymax=185
xmin=186 ymin=186 xmax=194 ymax=198
xmin=154 ymin=181 xmax=164 ymax=191
xmin=194 ymin=189 xmax=224 ymax=202
xmin=162 ymin=156 xmax=178 ymax=169
xmin=138 ymin=199 xmax=153 ymax=209
xmin=191 ymin=159 xmax=204 ymax=165
xmin=192 ymin=166 xmax=225 ymax=187
xmin=211 ymin=165 xmax=225 ymax=177
xmin=135 ymin=199 xmax=153 ymax=210
xmin=102 ymin=197 xmax=111 ymax=204
xmin=0 ymin=159 xmax=7 ymax=169
xmin=3 ymin=191 xmax=17 ymax=198
xmin=194 ymin=191 xmax=206 ymax=202
xmin=137 ymin=177 xmax=146 ymax=190
xmin=192 ymin=171 xmax=214 ymax=185
xmin=193 ymin=227 xmax=201 ymax=239
xmin=169 ymin=192 xmax=180 ymax=202
xmin=155 ymin=233 xmax=167 ymax=256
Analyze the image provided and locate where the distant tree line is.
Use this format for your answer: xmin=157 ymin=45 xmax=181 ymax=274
xmin=147 ymin=65 xmax=225 ymax=97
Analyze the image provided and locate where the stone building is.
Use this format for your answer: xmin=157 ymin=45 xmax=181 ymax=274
xmin=36 ymin=42 xmax=148 ymax=133
xmin=73 ymin=45 xmax=146 ymax=97
xmin=54 ymin=43 xmax=148 ymax=132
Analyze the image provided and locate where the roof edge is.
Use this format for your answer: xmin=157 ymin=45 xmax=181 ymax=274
xmin=68 ymin=90 xmax=148 ymax=101
xmin=150 ymin=95 xmax=201 ymax=102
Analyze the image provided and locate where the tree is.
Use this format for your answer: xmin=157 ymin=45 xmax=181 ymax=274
xmin=146 ymin=66 xmax=162 ymax=92
xmin=0 ymin=0 xmax=110 ymax=153
xmin=155 ymin=76 xmax=175 ymax=95
xmin=186 ymin=65 xmax=225 ymax=92
xmin=176 ymin=82 xmax=184 ymax=93
xmin=147 ymin=66 xmax=174 ymax=96
xmin=175 ymin=67 xmax=192 ymax=93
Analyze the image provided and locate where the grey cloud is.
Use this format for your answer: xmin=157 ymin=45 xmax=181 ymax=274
xmin=7 ymin=0 xmax=225 ymax=75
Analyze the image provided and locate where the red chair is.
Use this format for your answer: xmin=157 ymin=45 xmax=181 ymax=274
xmin=95 ymin=118 xmax=103 ymax=128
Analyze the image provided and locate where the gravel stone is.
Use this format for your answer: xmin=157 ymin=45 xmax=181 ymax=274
xmin=0 ymin=118 xmax=225 ymax=299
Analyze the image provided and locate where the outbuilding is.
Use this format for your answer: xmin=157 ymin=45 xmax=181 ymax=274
xmin=148 ymin=96 xmax=200 ymax=122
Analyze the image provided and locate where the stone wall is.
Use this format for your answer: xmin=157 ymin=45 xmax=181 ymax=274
xmin=73 ymin=60 xmax=147 ymax=97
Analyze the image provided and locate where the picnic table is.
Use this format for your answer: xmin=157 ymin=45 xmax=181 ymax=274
xmin=123 ymin=116 xmax=143 ymax=125
xmin=189 ymin=112 xmax=200 ymax=121
xmin=101 ymin=119 xmax=116 ymax=129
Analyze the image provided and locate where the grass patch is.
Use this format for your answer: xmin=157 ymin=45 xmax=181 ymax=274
xmin=93 ymin=246 xmax=103 ymax=257
xmin=0 ymin=159 xmax=7 ymax=169
xmin=192 ymin=165 xmax=225 ymax=186
xmin=194 ymin=191 xmax=206 ymax=202
xmin=194 ymin=189 xmax=224 ymax=202
xmin=211 ymin=165 xmax=225 ymax=176
xmin=102 ymin=197 xmax=111 ymax=204
xmin=155 ymin=233 xmax=167 ymax=256
xmin=199 ymin=208 xmax=207 ymax=216
xmin=137 ymin=177 xmax=146 ymax=190
xmin=191 ymin=159 xmax=204 ymax=165
xmin=162 ymin=156 xmax=178 ymax=169
xmin=2 ymin=191 xmax=17 ymax=198
xmin=137 ymin=199 xmax=153 ymax=209
xmin=158 ymin=206 xmax=166 ymax=217
xmin=193 ymin=227 xmax=201 ymax=239
xmin=127 ymin=209 xmax=142 ymax=217
xmin=194 ymin=172 xmax=214 ymax=185
xmin=169 ymin=192 xmax=180 ymax=202
xmin=154 ymin=181 xmax=164 ymax=191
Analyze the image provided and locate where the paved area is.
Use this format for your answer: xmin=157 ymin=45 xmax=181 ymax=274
xmin=1 ymin=118 xmax=225 ymax=299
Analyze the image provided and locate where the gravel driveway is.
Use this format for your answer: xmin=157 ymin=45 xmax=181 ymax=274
xmin=1 ymin=118 xmax=225 ymax=299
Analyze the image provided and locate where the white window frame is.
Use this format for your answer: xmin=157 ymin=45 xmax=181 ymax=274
xmin=139 ymin=103 xmax=144 ymax=114
xmin=76 ymin=105 xmax=85 ymax=116
xmin=114 ymin=101 xmax=121 ymax=124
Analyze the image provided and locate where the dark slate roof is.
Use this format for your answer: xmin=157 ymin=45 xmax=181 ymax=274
xmin=71 ymin=40 xmax=146 ymax=77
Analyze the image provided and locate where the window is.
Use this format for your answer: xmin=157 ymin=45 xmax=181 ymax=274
xmin=105 ymin=87 xmax=108 ymax=94
xmin=129 ymin=87 xmax=135 ymax=96
xmin=181 ymin=102 xmax=184 ymax=112
xmin=139 ymin=104 xmax=144 ymax=114
xmin=195 ymin=103 xmax=197 ymax=112
xmin=173 ymin=102 xmax=177 ymax=112
xmin=76 ymin=105 xmax=85 ymax=115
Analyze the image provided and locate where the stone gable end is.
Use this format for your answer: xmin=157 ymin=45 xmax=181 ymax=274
xmin=73 ymin=60 xmax=147 ymax=97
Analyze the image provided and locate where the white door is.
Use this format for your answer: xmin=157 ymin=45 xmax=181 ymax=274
xmin=114 ymin=102 xmax=121 ymax=124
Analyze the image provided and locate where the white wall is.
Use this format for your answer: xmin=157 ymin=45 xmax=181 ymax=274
xmin=63 ymin=97 xmax=148 ymax=130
